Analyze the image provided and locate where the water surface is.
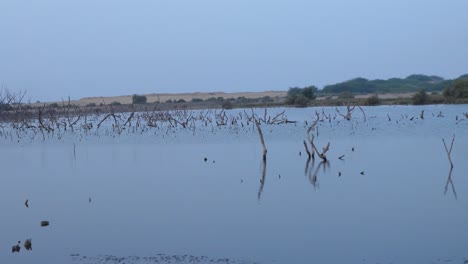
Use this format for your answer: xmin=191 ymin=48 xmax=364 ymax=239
xmin=1 ymin=105 xmax=467 ymax=264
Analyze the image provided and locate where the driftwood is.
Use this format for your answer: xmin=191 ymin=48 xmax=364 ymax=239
xmin=305 ymin=117 xmax=330 ymax=161
xmin=305 ymin=118 xmax=319 ymax=159
xmin=336 ymin=104 xmax=355 ymax=121
xmin=311 ymin=142 xmax=330 ymax=162
xmin=357 ymin=106 xmax=366 ymax=122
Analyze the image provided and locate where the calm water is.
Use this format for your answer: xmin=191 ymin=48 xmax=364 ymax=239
xmin=1 ymin=105 xmax=467 ymax=264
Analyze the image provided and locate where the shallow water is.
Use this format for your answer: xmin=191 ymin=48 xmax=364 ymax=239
xmin=1 ymin=105 xmax=468 ymax=264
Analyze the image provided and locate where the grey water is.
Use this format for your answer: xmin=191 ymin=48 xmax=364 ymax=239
xmin=1 ymin=105 xmax=467 ymax=264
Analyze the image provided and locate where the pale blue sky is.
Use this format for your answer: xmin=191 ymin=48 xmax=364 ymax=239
xmin=1 ymin=0 xmax=467 ymax=102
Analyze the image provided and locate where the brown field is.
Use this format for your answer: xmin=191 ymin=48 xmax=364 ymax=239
xmin=71 ymin=91 xmax=287 ymax=106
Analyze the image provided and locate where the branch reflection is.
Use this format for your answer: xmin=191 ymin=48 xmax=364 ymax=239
xmin=257 ymin=159 xmax=267 ymax=201
xmin=444 ymin=167 xmax=457 ymax=199
xmin=305 ymin=158 xmax=330 ymax=190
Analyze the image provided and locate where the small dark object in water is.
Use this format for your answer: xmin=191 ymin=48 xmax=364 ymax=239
xmin=299 ymin=151 xmax=301 ymax=156
xmin=240 ymin=179 xmax=243 ymax=183
xmin=338 ymin=155 xmax=345 ymax=160
xmin=338 ymin=172 xmax=341 ymax=177
xmin=89 ymin=197 xmax=92 ymax=203
xmin=25 ymin=199 xmax=29 ymax=208
xmin=12 ymin=244 xmax=20 ymax=253
xmin=24 ymin=239 xmax=32 ymax=251
xmin=352 ymin=147 xmax=354 ymax=152
xmin=360 ymin=171 xmax=365 ymax=175
xmin=212 ymin=160 xmax=215 ymax=163
xmin=279 ymin=174 xmax=281 ymax=179
xmin=40 ymin=221 xmax=49 ymax=227
xmin=204 ymin=157 xmax=207 ymax=162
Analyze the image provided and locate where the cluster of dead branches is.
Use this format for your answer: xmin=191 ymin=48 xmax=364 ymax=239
xmin=304 ymin=117 xmax=330 ymax=162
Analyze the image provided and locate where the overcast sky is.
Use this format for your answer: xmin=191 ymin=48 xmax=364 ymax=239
xmin=1 ymin=0 xmax=467 ymax=102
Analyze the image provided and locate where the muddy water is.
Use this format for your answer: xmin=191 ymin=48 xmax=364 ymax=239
xmin=1 ymin=105 xmax=467 ymax=264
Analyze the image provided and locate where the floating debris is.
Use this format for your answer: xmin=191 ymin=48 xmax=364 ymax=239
xmin=24 ymin=239 xmax=32 ymax=251
xmin=40 ymin=221 xmax=50 ymax=227
xmin=25 ymin=199 xmax=29 ymax=208
xmin=338 ymin=172 xmax=342 ymax=177
xmin=70 ymin=254 xmax=258 ymax=264
xmin=204 ymin=157 xmax=207 ymax=162
xmin=12 ymin=244 xmax=20 ymax=253
xmin=360 ymin=171 xmax=365 ymax=175
xmin=338 ymin=155 xmax=345 ymax=160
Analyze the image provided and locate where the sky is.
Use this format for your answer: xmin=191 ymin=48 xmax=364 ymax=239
xmin=1 ymin=0 xmax=468 ymax=102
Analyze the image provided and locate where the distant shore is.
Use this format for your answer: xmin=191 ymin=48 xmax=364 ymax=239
xmin=69 ymin=91 xmax=288 ymax=106
xmin=48 ymin=90 xmax=418 ymax=106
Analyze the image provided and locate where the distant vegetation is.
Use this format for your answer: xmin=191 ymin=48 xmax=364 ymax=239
xmin=443 ymin=77 xmax=468 ymax=100
xmin=132 ymin=94 xmax=147 ymax=104
xmin=320 ymin=74 xmax=458 ymax=94
xmin=110 ymin=101 xmax=121 ymax=106
xmin=1 ymin=73 xmax=467 ymax=115
xmin=412 ymin=89 xmax=429 ymax=105
xmin=285 ymin=86 xmax=318 ymax=107
xmin=366 ymin=95 xmax=380 ymax=106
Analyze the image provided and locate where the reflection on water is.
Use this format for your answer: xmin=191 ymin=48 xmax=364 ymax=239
xmin=1 ymin=105 xmax=468 ymax=264
xmin=257 ymin=160 xmax=267 ymax=201
xmin=445 ymin=167 xmax=457 ymax=199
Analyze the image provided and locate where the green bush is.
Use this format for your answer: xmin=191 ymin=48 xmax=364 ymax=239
xmin=301 ymin=86 xmax=317 ymax=100
xmin=222 ymin=101 xmax=233 ymax=109
xmin=293 ymin=95 xmax=309 ymax=107
xmin=443 ymin=78 xmax=468 ymax=99
xmin=366 ymin=95 xmax=380 ymax=106
xmin=261 ymin=96 xmax=274 ymax=103
xmin=285 ymin=86 xmax=317 ymax=106
xmin=191 ymin=98 xmax=203 ymax=102
xmin=337 ymin=91 xmax=354 ymax=99
xmin=177 ymin=99 xmax=186 ymax=103
xmin=110 ymin=101 xmax=121 ymax=106
xmin=132 ymin=94 xmax=147 ymax=104
xmin=412 ymin=89 xmax=428 ymax=105
xmin=48 ymin=103 xmax=60 ymax=108
xmin=0 ymin=103 xmax=12 ymax=111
